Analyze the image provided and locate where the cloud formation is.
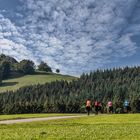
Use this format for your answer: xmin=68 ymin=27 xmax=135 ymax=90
xmin=0 ymin=14 xmax=33 ymax=61
xmin=0 ymin=0 xmax=139 ymax=75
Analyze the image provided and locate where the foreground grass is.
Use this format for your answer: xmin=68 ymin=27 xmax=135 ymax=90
xmin=0 ymin=114 xmax=140 ymax=140
xmin=0 ymin=72 xmax=77 ymax=93
xmin=0 ymin=113 xmax=78 ymax=121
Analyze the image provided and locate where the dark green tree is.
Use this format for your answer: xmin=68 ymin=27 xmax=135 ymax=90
xmin=18 ymin=60 xmax=35 ymax=74
xmin=0 ymin=65 xmax=2 ymax=85
xmin=0 ymin=54 xmax=18 ymax=71
xmin=0 ymin=61 xmax=11 ymax=79
xmin=38 ymin=62 xmax=52 ymax=72
xmin=56 ymin=69 xmax=60 ymax=73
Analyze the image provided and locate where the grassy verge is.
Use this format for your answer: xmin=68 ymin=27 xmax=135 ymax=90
xmin=0 ymin=114 xmax=140 ymax=140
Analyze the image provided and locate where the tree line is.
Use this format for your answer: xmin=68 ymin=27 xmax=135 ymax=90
xmin=0 ymin=65 xmax=139 ymax=114
xmin=0 ymin=54 xmax=60 ymax=84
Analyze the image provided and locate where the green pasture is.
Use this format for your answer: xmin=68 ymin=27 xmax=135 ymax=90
xmin=0 ymin=72 xmax=77 ymax=93
xmin=0 ymin=114 xmax=140 ymax=140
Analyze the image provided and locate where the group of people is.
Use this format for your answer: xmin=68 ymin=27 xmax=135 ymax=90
xmin=86 ymin=99 xmax=131 ymax=115
xmin=86 ymin=100 xmax=103 ymax=115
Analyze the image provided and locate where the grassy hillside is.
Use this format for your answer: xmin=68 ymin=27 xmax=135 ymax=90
xmin=0 ymin=72 xmax=77 ymax=93
xmin=0 ymin=114 xmax=140 ymax=139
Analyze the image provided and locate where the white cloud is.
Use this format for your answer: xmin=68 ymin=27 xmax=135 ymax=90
xmin=0 ymin=0 xmax=139 ymax=75
xmin=0 ymin=14 xmax=35 ymax=61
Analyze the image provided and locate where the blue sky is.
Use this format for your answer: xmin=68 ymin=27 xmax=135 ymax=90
xmin=0 ymin=0 xmax=140 ymax=75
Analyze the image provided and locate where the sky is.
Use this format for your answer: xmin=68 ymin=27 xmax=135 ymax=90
xmin=0 ymin=0 xmax=140 ymax=75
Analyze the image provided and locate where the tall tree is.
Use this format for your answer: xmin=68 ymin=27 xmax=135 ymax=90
xmin=56 ymin=69 xmax=60 ymax=73
xmin=0 ymin=54 xmax=18 ymax=71
xmin=1 ymin=61 xmax=11 ymax=79
xmin=0 ymin=65 xmax=2 ymax=85
xmin=18 ymin=60 xmax=35 ymax=74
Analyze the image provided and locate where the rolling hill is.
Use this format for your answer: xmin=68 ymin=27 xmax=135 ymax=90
xmin=0 ymin=72 xmax=77 ymax=93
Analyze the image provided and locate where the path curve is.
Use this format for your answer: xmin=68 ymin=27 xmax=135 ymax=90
xmin=0 ymin=115 xmax=86 ymax=125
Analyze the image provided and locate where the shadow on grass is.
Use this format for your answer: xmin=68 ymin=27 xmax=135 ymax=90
xmin=5 ymin=72 xmax=54 ymax=80
xmin=34 ymin=71 xmax=55 ymax=75
xmin=1 ymin=82 xmax=18 ymax=87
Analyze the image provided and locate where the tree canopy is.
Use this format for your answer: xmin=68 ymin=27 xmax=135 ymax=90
xmin=0 ymin=61 xmax=11 ymax=79
xmin=18 ymin=60 xmax=35 ymax=74
xmin=56 ymin=69 xmax=60 ymax=73
xmin=38 ymin=62 xmax=52 ymax=72
xmin=0 ymin=54 xmax=53 ymax=79
xmin=0 ymin=66 xmax=2 ymax=85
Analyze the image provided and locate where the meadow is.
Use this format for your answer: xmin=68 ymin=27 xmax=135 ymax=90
xmin=0 ymin=72 xmax=77 ymax=93
xmin=0 ymin=114 xmax=140 ymax=140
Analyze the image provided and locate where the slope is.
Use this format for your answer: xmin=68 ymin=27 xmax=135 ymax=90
xmin=0 ymin=72 xmax=77 ymax=93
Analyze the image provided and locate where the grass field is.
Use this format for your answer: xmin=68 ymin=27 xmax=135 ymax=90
xmin=0 ymin=114 xmax=140 ymax=140
xmin=0 ymin=72 xmax=77 ymax=93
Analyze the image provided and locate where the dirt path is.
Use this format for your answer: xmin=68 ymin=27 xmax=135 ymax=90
xmin=0 ymin=115 xmax=86 ymax=125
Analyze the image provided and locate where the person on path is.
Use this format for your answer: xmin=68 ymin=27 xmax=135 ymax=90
xmin=94 ymin=101 xmax=100 ymax=114
xmin=98 ymin=102 xmax=102 ymax=113
xmin=124 ymin=100 xmax=131 ymax=113
xmin=86 ymin=99 xmax=91 ymax=115
xmin=107 ymin=101 xmax=113 ymax=113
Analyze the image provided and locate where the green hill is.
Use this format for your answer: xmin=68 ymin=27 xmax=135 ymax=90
xmin=0 ymin=72 xmax=77 ymax=93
